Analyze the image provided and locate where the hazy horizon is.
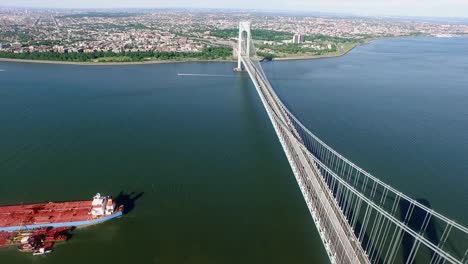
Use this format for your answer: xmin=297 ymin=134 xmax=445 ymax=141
xmin=1 ymin=0 xmax=468 ymax=19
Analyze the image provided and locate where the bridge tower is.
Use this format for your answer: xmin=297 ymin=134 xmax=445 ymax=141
xmin=235 ymin=21 xmax=251 ymax=71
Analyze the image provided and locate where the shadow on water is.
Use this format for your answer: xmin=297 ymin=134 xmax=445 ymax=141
xmin=61 ymin=226 xmax=76 ymax=241
xmin=114 ymin=191 xmax=144 ymax=215
xmin=399 ymin=198 xmax=440 ymax=263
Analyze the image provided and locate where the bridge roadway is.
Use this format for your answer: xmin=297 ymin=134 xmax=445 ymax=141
xmin=240 ymin=56 xmax=369 ymax=263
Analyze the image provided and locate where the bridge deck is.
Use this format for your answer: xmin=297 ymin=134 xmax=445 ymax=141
xmin=241 ymin=56 xmax=369 ymax=263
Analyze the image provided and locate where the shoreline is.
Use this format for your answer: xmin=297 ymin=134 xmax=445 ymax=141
xmin=0 ymin=40 xmax=372 ymax=66
xmin=0 ymin=57 xmax=236 ymax=66
xmin=273 ymin=40 xmax=370 ymax=61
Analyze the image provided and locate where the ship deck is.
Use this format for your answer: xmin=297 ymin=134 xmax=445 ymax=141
xmin=0 ymin=201 xmax=93 ymax=228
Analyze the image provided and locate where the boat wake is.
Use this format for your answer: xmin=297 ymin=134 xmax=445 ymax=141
xmin=177 ymin=73 xmax=233 ymax=77
xmin=0 ymin=69 xmax=5 ymax=72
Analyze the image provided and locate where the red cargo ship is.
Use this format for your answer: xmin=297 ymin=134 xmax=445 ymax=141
xmin=0 ymin=193 xmax=123 ymax=232
xmin=0 ymin=193 xmax=123 ymax=253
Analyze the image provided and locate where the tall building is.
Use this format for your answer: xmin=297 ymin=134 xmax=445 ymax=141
xmin=293 ymin=34 xmax=305 ymax=44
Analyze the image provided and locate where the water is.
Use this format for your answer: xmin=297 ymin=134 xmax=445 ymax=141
xmin=0 ymin=62 xmax=328 ymax=263
xmin=0 ymin=36 xmax=467 ymax=263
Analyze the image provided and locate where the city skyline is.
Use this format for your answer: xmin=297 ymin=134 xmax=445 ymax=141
xmin=2 ymin=0 xmax=468 ymax=19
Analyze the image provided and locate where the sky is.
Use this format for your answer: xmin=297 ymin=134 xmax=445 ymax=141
xmin=2 ymin=0 xmax=468 ymax=18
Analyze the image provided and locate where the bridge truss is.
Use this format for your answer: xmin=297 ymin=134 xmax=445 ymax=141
xmin=237 ymin=22 xmax=468 ymax=264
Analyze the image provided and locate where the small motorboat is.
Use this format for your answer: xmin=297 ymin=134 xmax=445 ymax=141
xmin=32 ymin=241 xmax=54 ymax=255
xmin=18 ymin=243 xmax=34 ymax=252
xmin=33 ymin=247 xmax=53 ymax=256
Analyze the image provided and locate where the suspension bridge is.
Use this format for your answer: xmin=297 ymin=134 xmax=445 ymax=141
xmin=235 ymin=21 xmax=468 ymax=264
